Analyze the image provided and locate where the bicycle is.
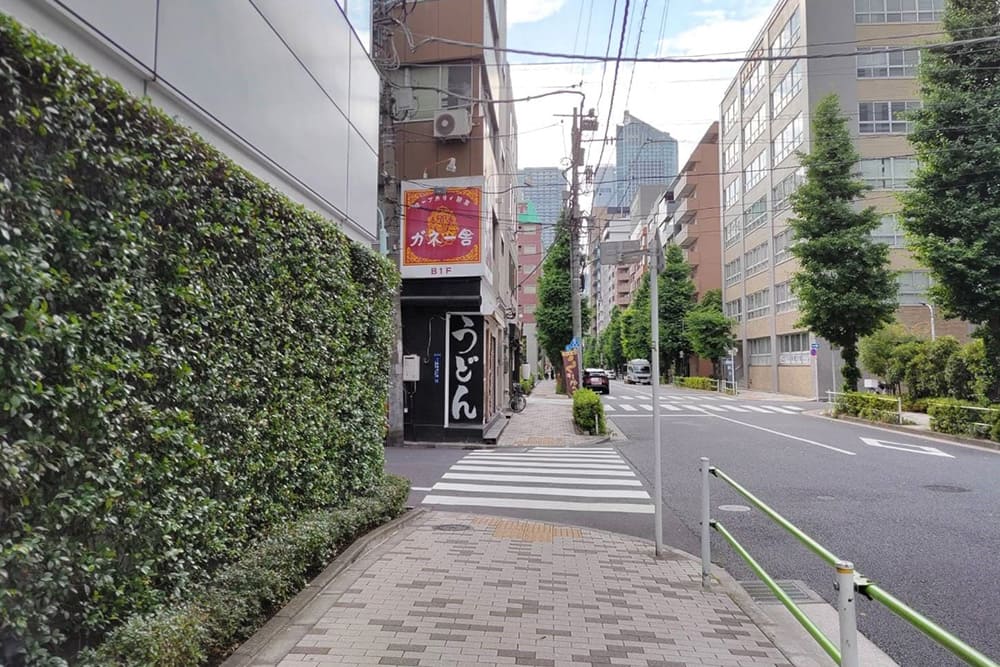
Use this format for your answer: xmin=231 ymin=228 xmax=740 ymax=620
xmin=509 ymin=383 xmax=527 ymax=413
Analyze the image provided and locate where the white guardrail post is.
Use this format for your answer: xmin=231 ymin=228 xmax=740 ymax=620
xmin=836 ymin=560 xmax=860 ymax=667
xmin=700 ymin=457 xmax=711 ymax=589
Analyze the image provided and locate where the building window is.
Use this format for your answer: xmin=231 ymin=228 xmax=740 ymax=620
xmin=770 ymin=8 xmax=801 ymax=59
xmin=859 ymin=101 xmax=921 ymax=134
xmin=898 ymin=270 xmax=932 ymax=304
xmin=723 ymin=99 xmax=739 ymax=134
xmin=724 ymin=141 xmax=739 ymax=170
xmin=855 ymin=0 xmax=944 ymax=23
xmin=773 ymin=113 xmax=804 ymax=165
xmin=523 ymin=284 xmax=537 ymax=294
xmin=773 ymin=228 xmax=796 ymax=263
xmin=772 ymin=61 xmax=802 ymax=116
xmin=742 ymin=58 xmax=766 ymax=105
xmin=775 ymin=280 xmax=800 ymax=313
xmin=725 ymin=259 xmax=743 ymax=287
xmin=857 ymin=47 xmax=921 ymax=78
xmin=725 ymin=298 xmax=743 ymax=322
xmin=724 ymin=216 xmax=742 ymax=248
xmin=772 ymin=167 xmax=804 ymax=212
xmin=743 ymin=106 xmax=766 ymax=153
xmin=748 ymin=337 xmax=772 ymax=365
xmin=744 ymin=151 xmax=768 ymax=191
xmin=724 ymin=179 xmax=741 ymax=209
xmin=872 ymin=214 xmax=906 ymax=247
xmin=744 ymin=242 xmax=769 ymax=277
xmin=778 ymin=332 xmax=810 ymax=365
xmin=391 ymin=63 xmax=475 ymax=120
xmin=860 ymin=158 xmax=917 ymax=189
xmin=743 ymin=196 xmax=768 ymax=234
xmin=746 ymin=288 xmax=771 ymax=319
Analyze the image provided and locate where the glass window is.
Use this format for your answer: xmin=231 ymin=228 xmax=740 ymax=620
xmin=772 ymin=61 xmax=802 ymax=116
xmin=723 ymin=99 xmax=739 ymax=134
xmin=859 ymin=101 xmax=921 ymax=134
xmin=743 ymin=106 xmax=766 ymax=152
xmin=748 ymin=337 xmax=772 ymax=365
xmin=725 ymin=298 xmax=743 ymax=322
xmin=860 ymin=158 xmax=917 ymax=189
xmin=724 ymin=141 xmax=739 ymax=170
xmin=743 ymin=196 xmax=768 ymax=234
xmin=857 ymin=47 xmax=921 ymax=78
xmin=746 ymin=288 xmax=771 ymax=319
xmin=773 ymin=113 xmax=804 ymax=164
xmin=772 ymin=167 xmax=804 ymax=212
xmin=898 ymin=270 xmax=933 ymax=304
xmin=744 ymin=241 xmax=770 ymax=277
xmin=724 ymin=179 xmax=741 ymax=209
xmin=725 ymin=216 xmax=742 ymax=248
xmin=856 ymin=0 xmax=943 ymax=22
xmin=778 ymin=332 xmax=810 ymax=364
xmin=725 ymin=259 xmax=743 ymax=286
xmin=770 ymin=9 xmax=801 ymax=59
xmin=773 ymin=228 xmax=796 ymax=263
xmin=744 ymin=151 xmax=769 ymax=191
xmin=872 ymin=214 xmax=906 ymax=247
xmin=742 ymin=59 xmax=766 ymax=104
xmin=775 ymin=281 xmax=800 ymax=313
xmin=390 ymin=63 xmax=475 ymax=120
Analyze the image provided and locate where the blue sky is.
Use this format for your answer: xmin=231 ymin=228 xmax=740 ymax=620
xmin=506 ymin=0 xmax=776 ymax=168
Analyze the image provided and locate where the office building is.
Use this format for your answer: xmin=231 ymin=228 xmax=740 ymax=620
xmin=616 ymin=112 xmax=679 ymax=211
xmin=718 ymin=0 xmax=965 ymax=398
xmin=519 ymin=167 xmax=564 ymax=249
xmin=516 ymin=201 xmax=544 ymax=378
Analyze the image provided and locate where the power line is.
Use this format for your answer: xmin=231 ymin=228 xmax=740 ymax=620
xmin=623 ymin=0 xmax=650 ymax=109
xmin=592 ymin=0 xmax=632 ymax=204
xmin=594 ymin=0 xmax=620 ymax=116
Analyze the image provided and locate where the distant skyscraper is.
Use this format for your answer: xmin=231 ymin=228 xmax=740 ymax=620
xmin=519 ymin=167 xmax=564 ymax=249
xmin=615 ymin=111 xmax=678 ymax=210
xmin=592 ymin=164 xmax=617 ymax=210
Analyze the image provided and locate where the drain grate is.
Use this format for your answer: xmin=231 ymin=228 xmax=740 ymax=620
xmin=432 ymin=523 xmax=470 ymax=532
xmin=737 ymin=579 xmax=823 ymax=605
xmin=923 ymin=484 xmax=970 ymax=493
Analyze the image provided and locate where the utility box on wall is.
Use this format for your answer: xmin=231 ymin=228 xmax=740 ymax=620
xmin=402 ymin=354 xmax=421 ymax=382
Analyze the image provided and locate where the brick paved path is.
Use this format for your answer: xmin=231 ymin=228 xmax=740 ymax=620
xmin=225 ymin=511 xmax=793 ymax=667
xmin=498 ymin=380 xmax=608 ymax=448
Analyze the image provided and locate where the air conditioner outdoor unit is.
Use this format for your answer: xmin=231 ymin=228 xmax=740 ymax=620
xmin=433 ymin=109 xmax=471 ymax=140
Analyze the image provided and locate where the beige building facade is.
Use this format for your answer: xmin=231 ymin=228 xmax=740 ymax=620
xmin=719 ymin=0 xmax=965 ymax=398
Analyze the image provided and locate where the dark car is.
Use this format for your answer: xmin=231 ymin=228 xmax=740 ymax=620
xmin=583 ymin=368 xmax=610 ymax=395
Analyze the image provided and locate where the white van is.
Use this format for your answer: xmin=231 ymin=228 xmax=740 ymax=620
xmin=625 ymin=359 xmax=651 ymax=385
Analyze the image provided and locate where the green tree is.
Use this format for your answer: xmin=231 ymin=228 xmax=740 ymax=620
xmin=859 ymin=323 xmax=918 ymax=383
xmin=601 ymin=306 xmax=626 ymax=372
xmin=901 ymin=1 xmax=1000 ymax=400
xmin=659 ymin=244 xmax=696 ymax=378
xmin=622 ymin=273 xmax=651 ymax=361
xmin=583 ymin=333 xmax=601 ymax=367
xmin=684 ymin=290 xmax=735 ymax=379
xmin=790 ymin=94 xmax=897 ymax=391
xmin=536 ymin=215 xmax=589 ymax=386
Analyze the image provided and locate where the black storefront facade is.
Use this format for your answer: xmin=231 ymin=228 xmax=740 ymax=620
xmin=399 ymin=178 xmax=516 ymax=443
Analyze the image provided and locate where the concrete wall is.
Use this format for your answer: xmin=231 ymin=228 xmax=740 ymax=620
xmin=1 ymin=0 xmax=380 ymax=244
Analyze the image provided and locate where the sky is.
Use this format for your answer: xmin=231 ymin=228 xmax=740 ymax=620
xmin=507 ymin=0 xmax=776 ymax=170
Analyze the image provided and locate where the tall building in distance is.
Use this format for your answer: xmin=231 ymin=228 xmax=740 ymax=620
xmin=516 ymin=201 xmax=545 ymax=378
xmin=718 ymin=0 xmax=963 ymax=399
xmin=519 ymin=167 xmax=565 ymax=249
xmin=615 ymin=111 xmax=678 ymax=211
xmin=592 ymin=164 xmax=618 ymax=209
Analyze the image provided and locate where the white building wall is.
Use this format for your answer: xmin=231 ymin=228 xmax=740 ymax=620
xmin=1 ymin=0 xmax=380 ymax=244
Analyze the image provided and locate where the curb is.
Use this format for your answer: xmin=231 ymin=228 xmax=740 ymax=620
xmin=221 ymin=508 xmax=426 ymax=666
xmin=807 ymin=411 xmax=1000 ymax=453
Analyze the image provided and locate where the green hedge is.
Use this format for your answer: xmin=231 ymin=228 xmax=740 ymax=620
xmin=832 ymin=392 xmax=902 ymax=424
xmin=928 ymin=399 xmax=1000 ymax=441
xmin=675 ymin=376 xmax=715 ymax=391
xmin=572 ymin=389 xmax=606 ymax=434
xmin=78 ymin=476 xmax=409 ymax=666
xmin=0 ymin=14 xmax=396 ymax=663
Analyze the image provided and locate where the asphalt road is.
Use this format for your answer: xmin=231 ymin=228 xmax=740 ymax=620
xmin=384 ymin=381 xmax=1000 ymax=667
xmin=607 ymin=381 xmax=1000 ymax=667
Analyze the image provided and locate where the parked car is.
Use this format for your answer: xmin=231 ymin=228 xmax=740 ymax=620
xmin=583 ymin=368 xmax=610 ymax=394
xmin=605 ymin=368 xmax=617 ymax=380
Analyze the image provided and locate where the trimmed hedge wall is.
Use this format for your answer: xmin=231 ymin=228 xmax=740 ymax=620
xmin=572 ymin=389 xmax=606 ymax=434
xmin=832 ymin=392 xmax=902 ymax=424
xmin=0 ymin=14 xmax=396 ymax=663
xmin=674 ymin=376 xmax=714 ymax=391
xmin=928 ymin=399 xmax=1000 ymax=441
xmin=78 ymin=477 xmax=409 ymax=666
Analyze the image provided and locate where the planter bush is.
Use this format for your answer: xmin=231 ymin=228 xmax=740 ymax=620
xmin=0 ymin=14 xmax=396 ymax=662
xmin=833 ymin=392 xmax=902 ymax=424
xmin=674 ymin=376 xmax=714 ymax=391
xmin=928 ymin=399 xmax=1000 ymax=440
xmin=519 ymin=377 xmax=535 ymax=395
xmin=572 ymin=389 xmax=606 ymax=434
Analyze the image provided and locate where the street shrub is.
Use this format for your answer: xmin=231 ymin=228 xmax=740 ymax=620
xmin=675 ymin=376 xmax=714 ymax=391
xmin=944 ymin=348 xmax=976 ymax=400
xmin=0 ymin=14 xmax=396 ymax=663
xmin=833 ymin=392 xmax=901 ymax=424
xmin=572 ymin=389 xmax=606 ymax=434
xmin=79 ymin=477 xmax=409 ymax=666
xmin=928 ymin=399 xmax=1000 ymax=440
xmin=520 ymin=377 xmax=535 ymax=395
xmin=900 ymin=395 xmax=931 ymax=413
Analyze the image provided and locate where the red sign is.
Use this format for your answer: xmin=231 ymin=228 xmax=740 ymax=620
xmin=403 ymin=187 xmax=481 ymax=268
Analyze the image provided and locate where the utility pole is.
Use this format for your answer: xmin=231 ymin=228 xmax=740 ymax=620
xmin=650 ymin=233 xmax=663 ymax=557
xmin=570 ymin=107 xmax=583 ymax=363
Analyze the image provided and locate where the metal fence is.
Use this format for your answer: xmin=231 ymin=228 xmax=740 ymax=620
xmin=926 ymin=401 xmax=1000 ymax=439
xmin=827 ymin=390 xmax=903 ymax=425
xmin=699 ymin=458 xmax=998 ymax=667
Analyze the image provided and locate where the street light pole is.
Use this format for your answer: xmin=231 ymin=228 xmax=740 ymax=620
xmin=921 ymin=302 xmax=936 ymax=341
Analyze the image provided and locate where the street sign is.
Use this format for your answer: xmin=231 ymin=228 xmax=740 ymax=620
xmin=810 ymin=342 xmax=819 ymax=357
xmin=565 ymin=337 xmax=581 ymax=351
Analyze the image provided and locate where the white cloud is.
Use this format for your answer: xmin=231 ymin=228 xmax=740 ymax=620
xmin=507 ymin=0 xmax=568 ymax=25
xmin=513 ymin=4 xmax=773 ymax=174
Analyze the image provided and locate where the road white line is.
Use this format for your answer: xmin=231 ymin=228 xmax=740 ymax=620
xmin=411 ymin=486 xmax=433 ymax=491
xmin=422 ymin=495 xmax=655 ymax=514
xmin=451 ymin=466 xmax=636 ymax=476
xmin=859 ymin=437 xmax=954 ymax=458
xmin=783 ymin=405 xmax=806 ymax=411
xmin=764 ymin=406 xmax=797 ymax=414
xmin=610 ymin=413 xmax=714 ymax=418
xmin=532 ymin=447 xmax=615 ymax=451
xmin=464 ymin=456 xmax=624 ymax=464
xmin=431 ymin=483 xmax=651 ymax=499
xmin=467 ymin=451 xmax=622 ymax=458
xmin=640 ymin=404 xmax=653 ymax=411
xmin=443 ymin=473 xmax=644 ymax=486
xmin=710 ymin=415 xmax=857 ymax=456
xmin=604 ymin=404 xmax=616 ymax=412
xmin=622 ymin=404 xmax=638 ymax=412
xmin=742 ymin=405 xmax=774 ymax=413
xmin=456 ymin=461 xmax=630 ymax=470
xmin=701 ymin=405 xmax=727 ymax=412
xmin=724 ymin=406 xmax=750 ymax=413
xmin=662 ymin=404 xmax=682 ymax=411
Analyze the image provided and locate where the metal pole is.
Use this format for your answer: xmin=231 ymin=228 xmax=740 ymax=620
xmin=836 ymin=560 xmax=860 ymax=667
xmin=923 ymin=302 xmax=936 ymax=341
xmin=898 ymin=396 xmax=903 ymax=424
xmin=700 ymin=457 xmax=711 ymax=587
xmin=651 ymin=242 xmax=663 ymax=557
xmin=569 ymin=106 xmax=582 ymax=387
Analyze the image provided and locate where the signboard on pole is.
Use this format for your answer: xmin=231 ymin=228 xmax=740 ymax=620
xmin=810 ymin=342 xmax=819 ymax=357
xmin=561 ymin=350 xmax=580 ymax=395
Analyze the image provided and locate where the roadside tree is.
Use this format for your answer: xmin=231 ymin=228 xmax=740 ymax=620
xmin=684 ymin=290 xmax=735 ymax=379
xmin=536 ymin=215 xmax=589 ymax=385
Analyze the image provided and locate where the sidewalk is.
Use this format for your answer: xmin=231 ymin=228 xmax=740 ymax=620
xmin=498 ymin=379 xmax=609 ymax=448
xmin=224 ymin=510 xmax=802 ymax=667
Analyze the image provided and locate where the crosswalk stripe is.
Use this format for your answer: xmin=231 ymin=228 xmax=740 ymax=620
xmin=742 ymin=405 xmax=773 ymax=413
xmin=540 ymin=447 xmax=615 ymax=452
xmin=443 ymin=473 xmax=643 ymax=486
xmin=604 ymin=404 xmax=616 ymax=412
xmin=640 ymin=404 xmax=653 ymax=411
xmin=662 ymin=404 xmax=681 ymax=411
xmin=451 ymin=466 xmax=634 ymax=476
xmin=422 ymin=495 xmax=655 ymax=514
xmin=464 ymin=456 xmax=625 ymax=464
xmin=431 ymin=483 xmax=651 ymax=499
xmin=763 ymin=406 xmax=796 ymax=414
xmin=783 ymin=405 xmax=805 ymax=411
xmin=455 ymin=461 xmax=630 ymax=470
xmin=700 ymin=405 xmax=727 ymax=412
xmin=724 ymin=405 xmax=750 ymax=412
xmin=467 ymin=452 xmax=622 ymax=459
xmin=622 ymin=404 xmax=637 ymax=412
